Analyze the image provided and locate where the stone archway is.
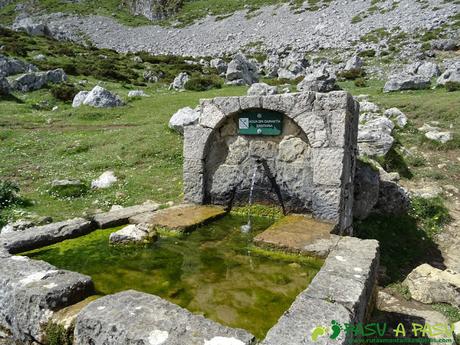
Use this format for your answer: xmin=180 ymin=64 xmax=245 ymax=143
xmin=183 ymin=91 xmax=359 ymax=235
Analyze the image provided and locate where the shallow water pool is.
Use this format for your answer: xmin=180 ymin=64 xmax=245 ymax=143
xmin=23 ymin=214 xmax=323 ymax=339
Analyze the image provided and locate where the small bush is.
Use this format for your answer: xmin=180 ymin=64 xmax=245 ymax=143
xmin=338 ymin=69 xmax=365 ymax=80
xmin=354 ymin=77 xmax=367 ymax=87
xmin=0 ymin=180 xmax=20 ymax=209
xmin=445 ymin=81 xmax=460 ymax=92
xmin=51 ymin=83 xmax=79 ymax=102
xmin=45 ymin=322 xmax=73 ymax=345
xmin=184 ymin=75 xmax=222 ymax=91
xmin=410 ymin=196 xmax=451 ymax=237
xmin=358 ymin=49 xmax=376 ymax=58
xmin=49 ymin=181 xmax=89 ymax=199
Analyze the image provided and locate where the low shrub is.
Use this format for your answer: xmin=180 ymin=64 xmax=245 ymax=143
xmin=358 ymin=49 xmax=376 ymax=58
xmin=445 ymin=81 xmax=460 ymax=92
xmin=184 ymin=75 xmax=222 ymax=91
xmin=51 ymin=83 xmax=79 ymax=102
xmin=354 ymin=77 xmax=367 ymax=87
xmin=0 ymin=180 xmax=20 ymax=209
xmin=338 ymin=69 xmax=365 ymax=80
xmin=45 ymin=322 xmax=73 ymax=345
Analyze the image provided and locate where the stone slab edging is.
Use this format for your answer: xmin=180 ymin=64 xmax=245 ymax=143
xmin=261 ymin=237 xmax=380 ymax=345
xmin=73 ymin=290 xmax=255 ymax=345
xmin=92 ymin=202 xmax=160 ymax=228
xmin=0 ymin=255 xmax=94 ymax=344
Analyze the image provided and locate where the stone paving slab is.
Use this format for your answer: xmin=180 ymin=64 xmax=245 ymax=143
xmin=253 ymin=214 xmax=334 ymax=253
xmin=74 ymin=290 xmax=254 ymax=345
xmin=0 ymin=256 xmax=94 ymax=344
xmin=140 ymin=204 xmax=227 ymax=233
xmin=0 ymin=218 xmax=95 ymax=254
xmin=128 ymin=211 xmax=157 ymax=224
xmin=92 ymin=203 xmax=159 ymax=228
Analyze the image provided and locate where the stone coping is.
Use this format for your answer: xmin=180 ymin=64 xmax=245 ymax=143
xmin=0 ymin=208 xmax=379 ymax=345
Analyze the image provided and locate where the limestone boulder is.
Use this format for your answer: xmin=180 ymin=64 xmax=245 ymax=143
xmin=91 ymin=171 xmax=117 ymax=189
xmin=425 ymin=130 xmax=453 ymax=144
xmin=296 ymin=67 xmax=337 ymax=92
xmin=436 ymin=65 xmax=460 ymax=86
xmin=12 ymin=18 xmax=50 ymax=36
xmin=72 ymin=91 xmax=89 ymax=107
xmin=431 ymin=39 xmax=458 ymax=51
xmin=169 ymin=72 xmax=189 ymax=90
xmin=405 ymin=61 xmax=441 ymax=79
xmin=383 ymin=107 xmax=408 ymax=128
xmin=210 ymin=58 xmax=228 ymax=75
xmin=109 ymin=223 xmax=155 ymax=244
xmin=0 ymin=54 xmax=36 ymax=78
xmin=373 ymin=179 xmax=410 ymax=216
xmin=263 ymin=53 xmax=280 ymax=78
xmin=82 ymin=86 xmax=124 ymax=108
xmin=404 ymin=264 xmax=460 ymax=306
xmin=169 ymin=106 xmax=199 ymax=134
xmin=358 ymin=117 xmax=395 ymax=157
xmin=225 ymin=53 xmax=258 ymax=85
xmin=277 ymin=50 xmax=309 ymax=80
xmin=128 ymin=90 xmax=149 ymax=97
xmin=383 ymin=74 xmax=431 ymax=92
xmin=10 ymin=68 xmax=67 ymax=92
xmin=353 ymin=160 xmax=380 ymax=220
xmin=247 ymin=82 xmax=277 ymax=96
xmin=74 ymin=290 xmax=254 ymax=344
xmin=344 ymin=55 xmax=363 ymax=72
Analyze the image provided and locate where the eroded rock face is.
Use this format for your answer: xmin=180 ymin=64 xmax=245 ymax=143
xmin=127 ymin=0 xmax=183 ymax=21
xmin=0 ymin=256 xmax=93 ymax=343
xmin=353 ymin=160 xmax=379 ymax=220
xmin=74 ymin=290 xmax=254 ymax=345
xmin=169 ymin=106 xmax=199 ymax=134
xmin=404 ymin=264 xmax=460 ymax=307
xmin=357 ymin=117 xmax=395 ymax=157
xmin=225 ymin=54 xmax=258 ymax=86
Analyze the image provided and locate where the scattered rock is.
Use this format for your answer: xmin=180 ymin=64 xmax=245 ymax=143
xmin=210 ymin=58 xmax=228 ymax=75
xmin=91 ymin=171 xmax=117 ymax=189
xmin=383 ymin=108 xmax=408 ymax=128
xmin=169 ymin=72 xmax=189 ymax=90
xmin=410 ymin=185 xmax=443 ymax=199
xmin=143 ymin=70 xmax=159 ymax=83
xmin=109 ymin=223 xmax=156 ymax=244
xmin=72 ymin=91 xmax=89 ymax=108
xmin=425 ymin=130 xmax=453 ymax=144
xmin=12 ymin=17 xmax=50 ymax=36
xmin=431 ymin=39 xmax=458 ymax=51
xmin=10 ymin=69 xmax=67 ymax=92
xmin=344 ymin=55 xmax=363 ymax=72
xmin=353 ymin=160 xmax=380 ymax=220
xmin=49 ymin=179 xmax=88 ymax=198
xmin=225 ymin=53 xmax=258 ymax=85
xmin=296 ymin=66 xmax=337 ymax=92
xmin=0 ymin=54 xmax=36 ymax=77
xmin=81 ymin=86 xmax=124 ymax=108
xmin=277 ymin=50 xmax=309 ymax=80
xmin=358 ymin=117 xmax=395 ymax=157
xmin=33 ymin=54 xmax=46 ymax=61
xmin=436 ymin=65 xmax=460 ymax=86
xmin=404 ymin=264 xmax=460 ymax=306
xmin=169 ymin=106 xmax=199 ymax=134
xmin=418 ymin=123 xmax=440 ymax=133
xmin=128 ymin=90 xmax=149 ymax=97
xmin=93 ymin=202 xmax=160 ymax=229
xmin=247 ymin=82 xmax=277 ymax=96
xmin=383 ymin=74 xmax=431 ymax=92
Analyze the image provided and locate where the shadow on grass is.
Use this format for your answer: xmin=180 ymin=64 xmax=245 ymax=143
xmin=355 ymin=214 xmax=445 ymax=284
xmin=0 ymin=94 xmax=24 ymax=103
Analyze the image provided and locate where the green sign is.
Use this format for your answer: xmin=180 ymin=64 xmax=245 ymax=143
xmin=238 ymin=110 xmax=283 ymax=136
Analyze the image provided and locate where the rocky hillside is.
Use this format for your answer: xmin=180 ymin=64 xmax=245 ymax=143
xmin=2 ymin=0 xmax=459 ymax=59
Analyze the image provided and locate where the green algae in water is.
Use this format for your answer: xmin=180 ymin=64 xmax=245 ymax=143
xmin=23 ymin=214 xmax=323 ymax=339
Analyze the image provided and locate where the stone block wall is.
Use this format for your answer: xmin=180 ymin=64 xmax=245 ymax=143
xmin=183 ymin=91 xmax=359 ymax=235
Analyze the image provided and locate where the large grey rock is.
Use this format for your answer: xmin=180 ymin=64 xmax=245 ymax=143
xmin=0 ymin=77 xmax=10 ymax=95
xmin=404 ymin=264 xmax=460 ymax=306
xmin=82 ymin=86 xmax=124 ymax=108
xmin=92 ymin=203 xmax=159 ymax=228
xmin=72 ymin=91 xmax=89 ymax=108
xmin=10 ymin=69 xmax=67 ymax=92
xmin=0 ymin=220 xmax=35 ymax=235
xmin=12 ymin=18 xmax=50 ymax=36
xmin=405 ymin=61 xmax=441 ymax=79
xmin=0 ymin=256 xmax=93 ymax=343
xmin=353 ymin=160 xmax=379 ymax=220
xmin=358 ymin=117 xmax=395 ymax=157
xmin=74 ymin=290 xmax=254 ymax=345
xmin=373 ymin=180 xmax=410 ymax=215
xmin=384 ymin=107 xmax=408 ymax=128
xmin=0 ymin=218 xmax=95 ymax=254
xmin=247 ymin=82 xmax=277 ymax=96
xmin=277 ymin=50 xmax=309 ymax=80
xmin=91 ymin=170 xmax=117 ymax=189
xmin=431 ymin=39 xmax=458 ymax=51
xmin=210 ymin=58 xmax=228 ymax=75
xmin=436 ymin=65 xmax=460 ymax=85
xmin=263 ymin=52 xmax=280 ymax=78
xmin=344 ymin=55 xmax=363 ymax=72
xmin=0 ymin=54 xmax=36 ymax=78
xmin=169 ymin=106 xmax=199 ymax=134
xmin=169 ymin=72 xmax=189 ymax=90
xmin=109 ymin=223 xmax=154 ymax=244
xmin=225 ymin=53 xmax=258 ymax=85
xmin=425 ymin=130 xmax=453 ymax=144
xmin=383 ymin=74 xmax=431 ymax=92
xmin=296 ymin=67 xmax=337 ymax=92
